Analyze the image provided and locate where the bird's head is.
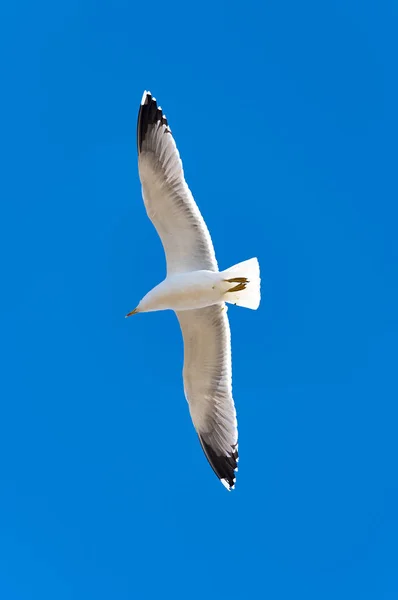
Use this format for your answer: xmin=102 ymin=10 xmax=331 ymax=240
xmin=125 ymin=290 xmax=158 ymax=317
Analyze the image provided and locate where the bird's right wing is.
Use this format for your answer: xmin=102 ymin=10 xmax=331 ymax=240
xmin=137 ymin=91 xmax=218 ymax=275
xmin=176 ymin=305 xmax=238 ymax=490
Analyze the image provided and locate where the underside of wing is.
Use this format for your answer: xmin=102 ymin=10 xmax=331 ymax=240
xmin=137 ymin=91 xmax=218 ymax=275
xmin=176 ymin=305 xmax=238 ymax=490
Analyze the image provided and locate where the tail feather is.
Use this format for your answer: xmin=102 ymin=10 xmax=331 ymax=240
xmin=221 ymin=257 xmax=261 ymax=310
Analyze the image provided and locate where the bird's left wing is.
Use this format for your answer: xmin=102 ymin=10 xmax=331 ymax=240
xmin=176 ymin=305 xmax=238 ymax=490
xmin=137 ymin=91 xmax=218 ymax=275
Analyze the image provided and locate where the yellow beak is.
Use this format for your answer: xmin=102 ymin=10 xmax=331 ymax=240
xmin=125 ymin=308 xmax=139 ymax=318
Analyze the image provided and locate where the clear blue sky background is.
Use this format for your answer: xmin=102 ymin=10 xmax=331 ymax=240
xmin=1 ymin=1 xmax=397 ymax=598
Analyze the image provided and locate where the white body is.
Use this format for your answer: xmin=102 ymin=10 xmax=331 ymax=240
xmin=139 ymin=270 xmax=223 ymax=312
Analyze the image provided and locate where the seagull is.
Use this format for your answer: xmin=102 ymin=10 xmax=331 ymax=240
xmin=126 ymin=91 xmax=261 ymax=490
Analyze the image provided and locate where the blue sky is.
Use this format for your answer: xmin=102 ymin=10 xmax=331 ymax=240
xmin=1 ymin=0 xmax=398 ymax=598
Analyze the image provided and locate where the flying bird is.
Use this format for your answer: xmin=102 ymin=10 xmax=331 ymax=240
xmin=126 ymin=91 xmax=261 ymax=490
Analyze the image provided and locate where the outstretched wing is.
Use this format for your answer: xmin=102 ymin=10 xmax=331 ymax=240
xmin=137 ymin=91 xmax=218 ymax=275
xmin=176 ymin=305 xmax=238 ymax=490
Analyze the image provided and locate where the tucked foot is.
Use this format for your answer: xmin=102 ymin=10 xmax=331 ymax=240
xmin=225 ymin=281 xmax=248 ymax=293
xmin=225 ymin=277 xmax=249 ymax=284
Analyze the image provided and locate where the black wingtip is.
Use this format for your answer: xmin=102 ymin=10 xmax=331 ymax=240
xmin=199 ymin=436 xmax=239 ymax=490
xmin=137 ymin=90 xmax=170 ymax=153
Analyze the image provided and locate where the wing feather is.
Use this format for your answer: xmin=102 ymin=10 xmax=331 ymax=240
xmin=137 ymin=91 xmax=218 ymax=275
xmin=176 ymin=305 xmax=238 ymax=490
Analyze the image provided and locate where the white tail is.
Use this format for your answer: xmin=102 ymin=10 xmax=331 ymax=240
xmin=221 ymin=257 xmax=261 ymax=310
